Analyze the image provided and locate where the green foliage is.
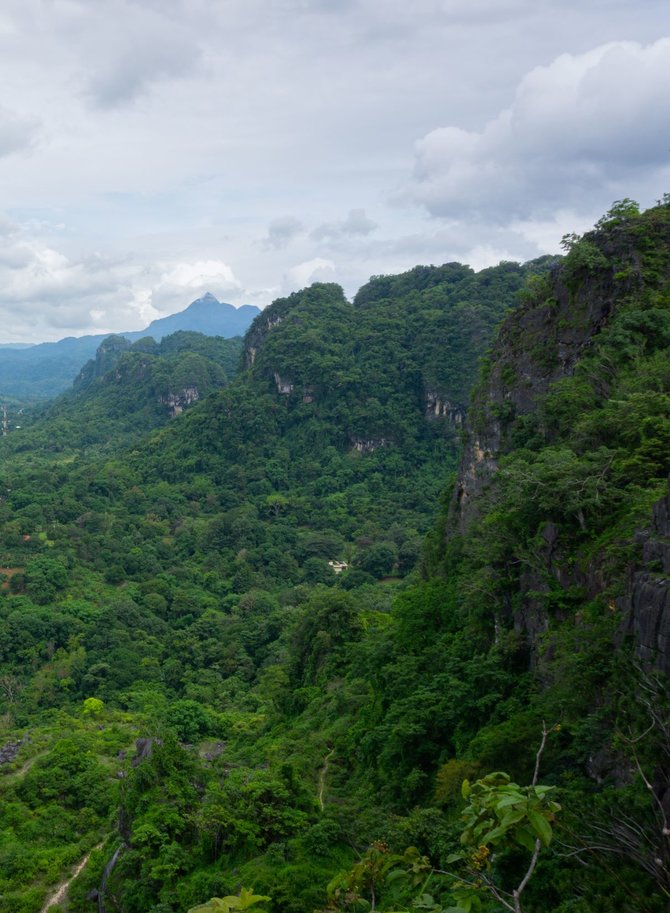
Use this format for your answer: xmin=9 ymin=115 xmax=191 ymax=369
xmin=188 ymin=888 xmax=271 ymax=913
xmin=82 ymin=697 xmax=104 ymax=716
xmin=457 ymin=772 xmax=560 ymax=854
xmin=1 ymin=202 xmax=670 ymax=913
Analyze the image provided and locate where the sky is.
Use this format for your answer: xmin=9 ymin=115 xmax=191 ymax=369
xmin=1 ymin=0 xmax=669 ymax=342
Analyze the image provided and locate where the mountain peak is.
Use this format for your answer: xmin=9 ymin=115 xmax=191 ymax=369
xmin=135 ymin=294 xmax=260 ymax=342
xmin=191 ymin=292 xmax=220 ymax=306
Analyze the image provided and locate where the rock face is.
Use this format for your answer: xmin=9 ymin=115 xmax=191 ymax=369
xmin=0 ymin=736 xmax=25 ymax=765
xmin=446 ymin=212 xmax=670 ymax=677
xmin=75 ymin=335 xmax=132 ymax=390
xmin=273 ymin=372 xmax=294 ymax=395
xmin=451 ymin=260 xmax=622 ymax=533
xmin=619 ymin=480 xmax=670 ymax=677
xmin=350 ymin=436 xmax=388 ymax=454
xmin=160 ymin=386 xmax=200 ymax=417
xmin=244 ymin=308 xmax=287 ymax=370
xmin=424 ymin=390 xmax=466 ymax=424
xmin=132 ymin=737 xmax=162 ymax=767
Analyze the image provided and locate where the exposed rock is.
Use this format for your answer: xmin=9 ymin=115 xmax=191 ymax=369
xmin=619 ymin=478 xmax=670 ymax=677
xmin=450 ymin=258 xmax=628 ymax=534
xmin=244 ymin=308 xmax=287 ymax=369
xmin=132 ymin=737 xmax=162 ymax=767
xmin=350 ymin=437 xmax=388 ymax=454
xmin=445 ymin=219 xmax=670 ymax=679
xmin=160 ymin=386 xmax=199 ymax=417
xmin=200 ymin=741 xmax=227 ymax=761
xmin=425 ymin=390 xmax=466 ymax=424
xmin=0 ymin=736 xmax=25 ymax=765
xmin=273 ymin=372 xmax=294 ymax=395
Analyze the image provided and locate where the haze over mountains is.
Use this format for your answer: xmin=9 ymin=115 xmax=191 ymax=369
xmin=0 ymin=294 xmax=260 ymax=399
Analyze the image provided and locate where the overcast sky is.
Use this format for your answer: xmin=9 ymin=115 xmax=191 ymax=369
xmin=1 ymin=0 xmax=669 ymax=342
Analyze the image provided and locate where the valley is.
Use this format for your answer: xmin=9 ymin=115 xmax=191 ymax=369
xmin=0 ymin=202 xmax=669 ymax=913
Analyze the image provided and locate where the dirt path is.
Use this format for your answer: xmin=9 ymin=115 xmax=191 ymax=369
xmin=2 ymin=751 xmax=45 ymax=781
xmin=40 ymin=843 xmax=103 ymax=913
xmin=318 ymin=748 xmax=335 ymax=811
xmin=14 ymin=752 xmax=41 ymax=777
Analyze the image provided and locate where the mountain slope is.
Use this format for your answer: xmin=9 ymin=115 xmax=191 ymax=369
xmin=3 ymin=217 xmax=669 ymax=913
xmin=5 ymin=331 xmax=243 ymax=455
xmin=0 ymin=258 xmax=540 ymax=913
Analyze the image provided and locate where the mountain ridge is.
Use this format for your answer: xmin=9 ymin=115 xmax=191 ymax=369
xmin=0 ymin=293 xmax=260 ymax=399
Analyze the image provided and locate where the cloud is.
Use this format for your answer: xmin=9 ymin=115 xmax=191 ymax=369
xmin=312 ymin=208 xmax=378 ymax=240
xmin=78 ymin=2 xmax=203 ymax=107
xmin=408 ymin=38 xmax=670 ymax=221
xmin=282 ymin=257 xmax=336 ymax=293
xmin=149 ymin=259 xmax=242 ymax=314
xmin=88 ymin=41 xmax=201 ymax=108
xmin=263 ymin=216 xmax=305 ymax=250
xmin=0 ymin=225 xmax=245 ymax=342
xmin=0 ymin=0 xmax=668 ymax=343
xmin=0 ymin=106 xmax=39 ymax=157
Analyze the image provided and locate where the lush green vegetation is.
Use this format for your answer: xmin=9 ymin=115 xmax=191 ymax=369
xmin=0 ymin=211 xmax=668 ymax=913
xmin=4 ymin=331 xmax=243 ymax=455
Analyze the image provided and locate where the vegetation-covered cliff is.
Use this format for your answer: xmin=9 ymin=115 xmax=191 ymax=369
xmin=0 ymin=204 xmax=669 ymax=913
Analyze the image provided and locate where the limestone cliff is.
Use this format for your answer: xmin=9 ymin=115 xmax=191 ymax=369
xmin=445 ymin=201 xmax=670 ymax=676
xmin=74 ymin=334 xmax=132 ymax=390
xmin=619 ymin=479 xmax=670 ymax=677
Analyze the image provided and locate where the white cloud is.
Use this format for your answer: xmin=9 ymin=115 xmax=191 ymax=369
xmin=148 ymin=259 xmax=242 ymax=315
xmin=0 ymin=225 xmax=246 ymax=342
xmin=408 ymin=38 xmax=670 ymax=221
xmin=0 ymin=2 xmax=668 ymax=343
xmin=158 ymin=259 xmax=240 ymax=293
xmin=282 ymin=257 xmax=336 ymax=293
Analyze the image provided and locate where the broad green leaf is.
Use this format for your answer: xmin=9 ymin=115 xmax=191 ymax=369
xmin=499 ymin=808 xmax=526 ymax=829
xmin=385 ymin=869 xmax=409 ymax=883
xmin=515 ymin=826 xmax=538 ymax=853
xmin=480 ymin=825 xmax=506 ymax=845
xmin=527 ymin=809 xmax=552 ymax=846
xmin=496 ymin=794 xmax=525 ymax=808
xmin=188 ymin=900 xmax=227 ymax=913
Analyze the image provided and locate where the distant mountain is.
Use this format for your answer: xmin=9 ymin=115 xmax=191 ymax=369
xmin=0 ymin=293 xmax=260 ymax=399
xmin=125 ymin=293 xmax=261 ymax=342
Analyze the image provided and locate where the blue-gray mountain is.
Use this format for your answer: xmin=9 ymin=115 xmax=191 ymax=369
xmin=0 ymin=294 xmax=260 ymax=399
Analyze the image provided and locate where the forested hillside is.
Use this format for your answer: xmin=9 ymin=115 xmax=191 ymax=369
xmin=0 ymin=207 xmax=669 ymax=913
xmin=6 ymin=331 xmax=244 ymax=455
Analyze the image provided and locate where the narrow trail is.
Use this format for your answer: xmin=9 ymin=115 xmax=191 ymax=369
xmin=40 ymin=843 xmax=103 ymax=913
xmin=13 ymin=752 xmax=42 ymax=778
xmin=1 ymin=751 xmax=45 ymax=782
xmin=318 ymin=748 xmax=335 ymax=811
